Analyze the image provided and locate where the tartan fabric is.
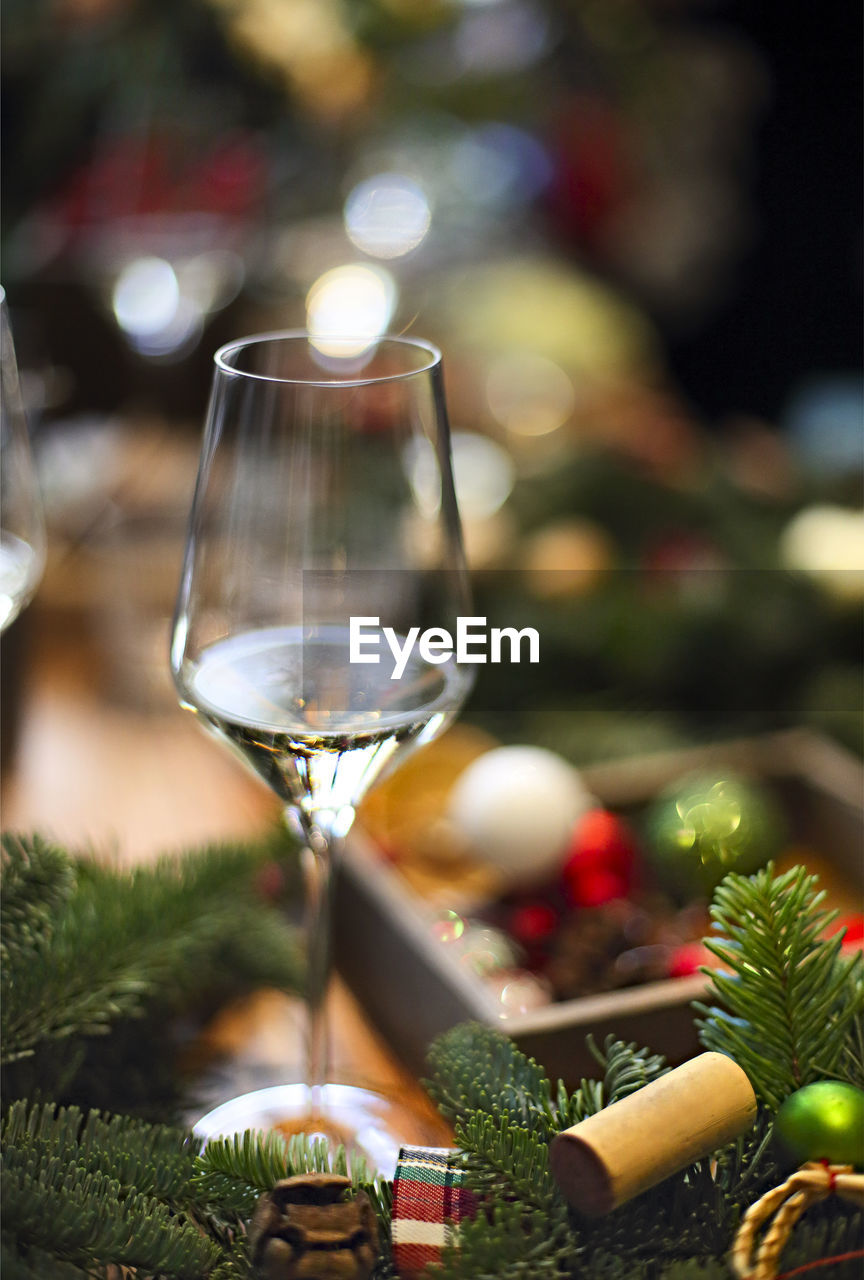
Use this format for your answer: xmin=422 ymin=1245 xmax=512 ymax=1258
xmin=391 ymin=1145 xmax=477 ymax=1277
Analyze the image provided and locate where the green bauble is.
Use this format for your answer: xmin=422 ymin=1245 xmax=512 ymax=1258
xmin=775 ymin=1081 xmax=864 ymax=1167
xmin=644 ymin=771 xmax=785 ymax=901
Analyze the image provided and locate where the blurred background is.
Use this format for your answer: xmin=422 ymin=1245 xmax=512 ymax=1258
xmin=1 ymin=0 xmax=862 ymax=794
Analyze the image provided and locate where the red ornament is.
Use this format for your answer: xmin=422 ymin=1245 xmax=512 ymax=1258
xmin=561 ymin=809 xmax=638 ymax=908
xmin=666 ymin=940 xmax=712 ymax=979
xmin=545 ymin=94 xmax=632 ymax=249
xmin=575 ymin=868 xmax=629 ymax=908
xmin=509 ymin=901 xmax=560 ymax=948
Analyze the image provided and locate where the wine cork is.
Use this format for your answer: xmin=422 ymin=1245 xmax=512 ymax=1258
xmin=549 ymin=1052 xmax=757 ymax=1216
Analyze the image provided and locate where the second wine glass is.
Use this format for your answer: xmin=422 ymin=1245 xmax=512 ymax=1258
xmin=171 ymin=331 xmax=473 ymax=1170
xmin=1 ymin=290 xmax=45 ymax=632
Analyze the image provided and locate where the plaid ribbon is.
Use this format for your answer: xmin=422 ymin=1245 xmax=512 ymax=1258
xmin=391 ymin=1145 xmax=477 ymax=1277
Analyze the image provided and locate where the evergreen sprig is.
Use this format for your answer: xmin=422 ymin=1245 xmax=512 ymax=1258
xmin=595 ymin=1035 xmax=668 ymax=1105
xmin=437 ymin=1196 xmax=573 ymax=1280
xmin=840 ymin=1000 xmax=864 ymax=1090
xmin=3 ymin=837 xmax=862 ymax=1278
xmin=0 ymin=833 xmax=75 ymax=968
xmin=0 ymin=1097 xmax=396 ymax=1278
xmin=694 ymin=862 xmax=864 ymax=1108
xmin=1 ymin=1100 xmax=217 ymax=1279
xmin=1 ymin=830 xmax=303 ymax=1121
xmin=427 ymin=1029 xmax=704 ymax=1277
xmin=421 ymin=862 xmax=864 ymax=1280
xmin=454 ymin=1111 xmax=559 ymax=1211
xmin=425 ymin=1021 xmax=558 ymax=1131
xmin=2 ymin=832 xmax=302 ymax=1069
xmin=2 ymin=1100 xmax=199 ymax=1203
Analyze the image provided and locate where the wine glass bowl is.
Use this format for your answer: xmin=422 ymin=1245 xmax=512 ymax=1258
xmin=171 ymin=331 xmax=473 ymax=1171
xmin=0 ymin=292 xmax=46 ymax=632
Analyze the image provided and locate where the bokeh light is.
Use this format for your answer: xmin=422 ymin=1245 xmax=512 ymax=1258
xmin=175 ymin=250 xmax=245 ymax=317
xmin=450 ymin=123 xmax=552 ymax=211
xmin=486 ymin=351 xmax=575 ymax=435
xmin=780 ymin=505 xmax=864 ymax=602
xmin=450 ymin=431 xmax=516 ymax=519
xmin=344 ymin=173 xmax=432 ymax=259
xmin=489 ymin=969 xmax=552 ymax=1017
xmin=429 ymin=909 xmax=468 ymax=945
xmin=306 ymin=263 xmax=398 ymax=356
xmin=404 ymin=430 xmax=514 ymax=522
xmin=455 ymin=1 xmax=553 ymax=76
xmin=111 ymin=256 xmax=202 ymax=358
xmin=402 ymin=0 xmax=553 ymax=85
xmin=112 ymin=257 xmax=178 ymax=336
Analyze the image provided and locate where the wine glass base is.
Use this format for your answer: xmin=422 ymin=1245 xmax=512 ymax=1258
xmin=193 ymin=1082 xmax=430 ymax=1178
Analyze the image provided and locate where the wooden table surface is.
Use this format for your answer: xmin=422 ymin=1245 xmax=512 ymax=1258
xmin=0 ymin=417 xmax=450 ymax=1150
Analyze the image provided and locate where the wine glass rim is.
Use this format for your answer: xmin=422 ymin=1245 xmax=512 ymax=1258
xmin=214 ymin=330 xmax=442 ymax=386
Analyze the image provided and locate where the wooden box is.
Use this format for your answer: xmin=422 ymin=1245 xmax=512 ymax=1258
xmin=333 ymin=730 xmax=863 ymax=1085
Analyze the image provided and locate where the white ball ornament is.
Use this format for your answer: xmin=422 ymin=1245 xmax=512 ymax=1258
xmin=448 ymin=745 xmax=594 ymax=885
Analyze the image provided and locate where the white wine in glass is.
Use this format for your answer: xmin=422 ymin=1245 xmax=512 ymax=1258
xmin=171 ymin=331 xmax=473 ymax=1172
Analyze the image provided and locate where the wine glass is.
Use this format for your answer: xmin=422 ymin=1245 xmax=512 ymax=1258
xmin=0 ymin=290 xmax=46 ymax=632
xmin=171 ymin=330 xmax=473 ymax=1171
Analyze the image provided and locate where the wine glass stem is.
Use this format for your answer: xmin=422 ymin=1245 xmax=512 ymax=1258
xmin=299 ymin=818 xmax=340 ymax=1108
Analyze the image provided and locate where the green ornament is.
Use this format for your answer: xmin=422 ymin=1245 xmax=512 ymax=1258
xmin=644 ymin=771 xmax=785 ymax=900
xmin=774 ymin=1081 xmax=864 ymax=1167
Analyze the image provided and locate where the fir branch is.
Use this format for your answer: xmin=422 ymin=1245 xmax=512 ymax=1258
xmin=455 ymin=1112 xmax=559 ymax=1212
xmin=593 ymin=1035 xmax=668 ymax=1106
xmin=2 ymin=1146 xmax=218 ymax=1277
xmin=591 ymin=1034 xmax=670 ymax=1105
xmin=833 ymin=980 xmax=864 ymax=1090
xmin=0 ymin=833 xmax=75 ymax=965
xmin=425 ymin=1022 xmax=557 ymax=1133
xmin=571 ymin=1156 xmax=732 ymax=1268
xmin=694 ymin=864 xmax=864 ymax=1109
xmin=208 ymin=1239 xmax=254 ymax=1280
xmin=2 ymin=1101 xmax=201 ymax=1202
xmin=436 ymin=1196 xmax=573 ymax=1280
xmin=190 ymin=1128 xmax=295 ymax=1218
xmin=1 ymin=1099 xmax=218 ymax=1276
xmin=551 ymin=1036 xmax=667 ymax=1130
xmin=553 ymin=1074 xmax=605 ymax=1128
xmin=711 ymin=1111 xmax=778 ymax=1202
xmin=4 ymin=837 xmax=859 ymax=1280
xmin=1 ymin=832 xmax=301 ymax=1070
xmin=1 ymin=1239 xmax=94 ymax=1280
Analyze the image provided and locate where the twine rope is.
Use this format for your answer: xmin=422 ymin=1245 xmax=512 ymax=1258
xmin=731 ymin=1163 xmax=864 ymax=1280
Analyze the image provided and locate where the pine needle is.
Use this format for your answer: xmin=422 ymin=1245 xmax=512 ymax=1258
xmin=695 ymin=863 xmax=864 ymax=1108
xmin=1 ymin=832 xmax=302 ymax=1072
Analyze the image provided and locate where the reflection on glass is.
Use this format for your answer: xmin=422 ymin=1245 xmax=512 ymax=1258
xmin=0 ymin=291 xmax=45 ymax=631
